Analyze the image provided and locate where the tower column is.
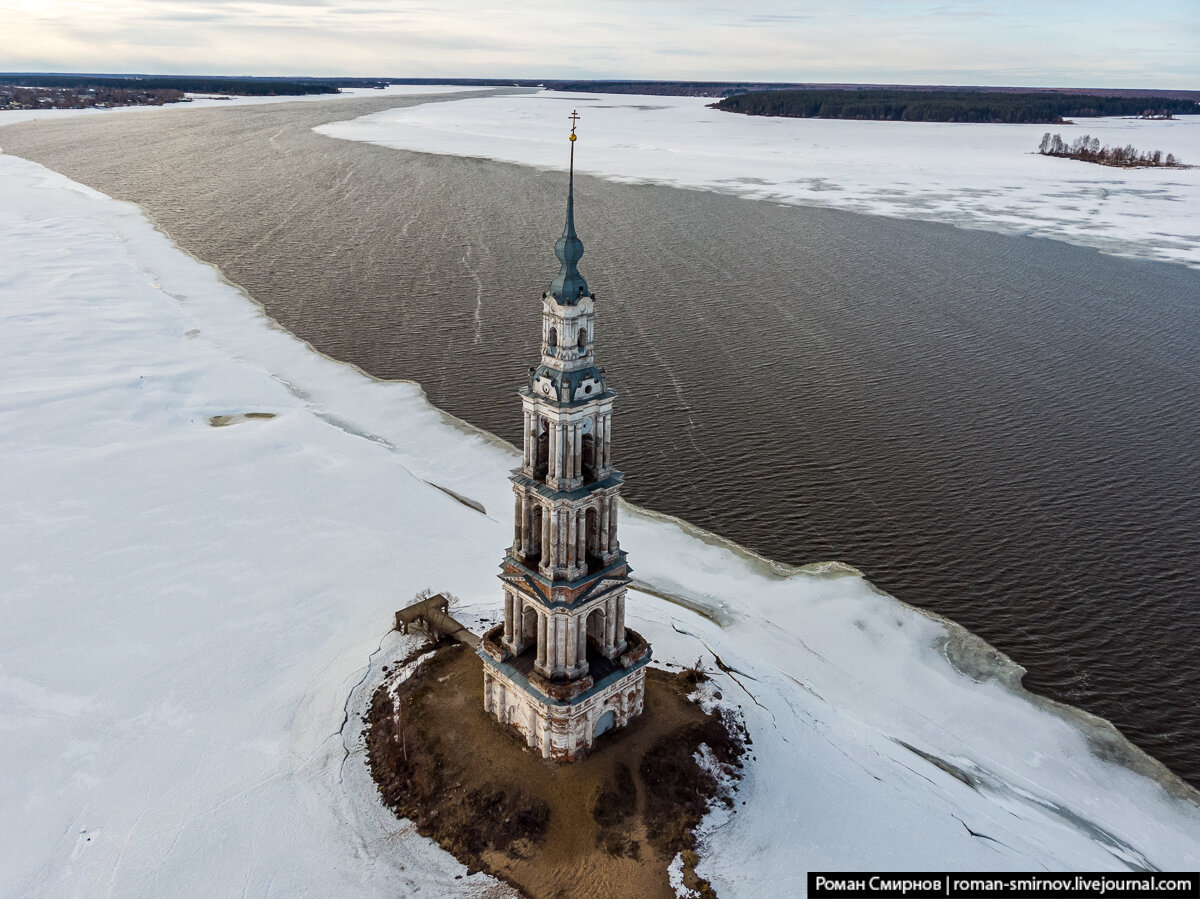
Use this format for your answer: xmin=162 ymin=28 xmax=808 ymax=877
xmin=559 ymin=423 xmax=568 ymax=481
xmin=551 ymin=507 xmax=561 ymax=570
xmin=576 ymin=616 xmax=587 ymax=667
xmin=609 ymin=498 xmax=619 ymax=552
xmin=552 ymin=616 xmax=564 ymax=673
xmin=577 ymin=509 xmax=586 ymax=566
xmin=566 ymin=616 xmax=577 ymax=670
xmin=563 ymin=424 xmax=572 ymax=480
xmin=513 ymin=495 xmax=522 ymax=547
xmin=541 ymin=505 xmax=551 ymax=568
xmin=536 ymin=611 xmax=547 ymax=668
xmin=605 ymin=595 xmax=617 ymax=651
xmin=520 ymin=496 xmax=529 ymax=554
xmin=616 ymin=592 xmax=626 ymax=647
xmin=504 ymin=590 xmax=514 ymax=643
xmin=600 ymin=501 xmax=610 ymax=553
xmin=549 ymin=423 xmax=558 ymax=480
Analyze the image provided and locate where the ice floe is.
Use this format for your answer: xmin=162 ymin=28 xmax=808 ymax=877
xmin=317 ymin=90 xmax=1200 ymax=269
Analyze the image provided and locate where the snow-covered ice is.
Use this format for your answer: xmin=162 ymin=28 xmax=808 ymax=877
xmin=2 ymin=132 xmax=1199 ymax=896
xmin=316 ymin=90 xmax=1200 ymax=268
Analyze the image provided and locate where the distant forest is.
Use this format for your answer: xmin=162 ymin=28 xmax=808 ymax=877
xmin=714 ymin=90 xmax=1199 ymax=124
xmin=0 ymin=74 xmax=344 ymax=96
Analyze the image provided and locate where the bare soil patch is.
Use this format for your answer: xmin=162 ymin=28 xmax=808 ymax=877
xmin=365 ymin=643 xmax=746 ymax=899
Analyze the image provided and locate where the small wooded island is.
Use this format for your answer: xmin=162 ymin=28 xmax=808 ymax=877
xmin=1037 ymin=132 xmax=1186 ymax=168
xmin=713 ymin=89 xmax=1198 ymax=123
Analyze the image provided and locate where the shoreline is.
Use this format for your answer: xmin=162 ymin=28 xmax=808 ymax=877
xmin=57 ymin=138 xmax=1189 ymax=802
xmin=4 ymin=90 xmax=1200 ymax=790
xmin=2 ymin=142 xmax=1199 ymax=895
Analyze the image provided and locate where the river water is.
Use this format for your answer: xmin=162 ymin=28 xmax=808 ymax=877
xmin=4 ymin=94 xmax=1199 ymax=786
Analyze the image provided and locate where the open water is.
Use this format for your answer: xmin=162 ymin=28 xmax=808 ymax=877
xmin=4 ymin=94 xmax=1199 ymax=786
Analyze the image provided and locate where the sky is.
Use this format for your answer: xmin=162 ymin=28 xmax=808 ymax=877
xmin=1 ymin=0 xmax=1197 ymax=88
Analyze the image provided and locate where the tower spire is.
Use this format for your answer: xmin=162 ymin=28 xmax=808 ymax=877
xmin=550 ymin=110 xmax=588 ymax=303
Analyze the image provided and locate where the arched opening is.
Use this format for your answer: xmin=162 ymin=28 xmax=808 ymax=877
xmin=522 ymin=606 xmax=538 ymax=649
xmin=547 ymin=327 xmax=558 ymax=355
xmin=586 ymin=507 xmax=602 ymax=572
xmin=593 ymin=710 xmax=615 ymax=738
xmin=580 ymin=433 xmax=596 ymax=483
xmin=577 ymin=327 xmax=587 ymax=353
xmin=534 ymin=420 xmax=549 ymax=480
xmin=586 ymin=606 xmax=606 ymax=651
xmin=527 ymin=505 xmax=542 ymax=566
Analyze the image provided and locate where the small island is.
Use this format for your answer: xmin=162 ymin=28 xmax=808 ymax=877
xmin=1037 ymin=132 xmax=1186 ymax=168
xmin=712 ymin=89 xmax=1199 ymax=123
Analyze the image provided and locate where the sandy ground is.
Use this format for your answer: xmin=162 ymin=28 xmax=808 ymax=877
xmin=369 ymin=644 xmax=738 ymax=899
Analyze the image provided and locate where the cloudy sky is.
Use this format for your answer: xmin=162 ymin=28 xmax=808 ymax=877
xmin=3 ymin=0 xmax=1197 ymax=87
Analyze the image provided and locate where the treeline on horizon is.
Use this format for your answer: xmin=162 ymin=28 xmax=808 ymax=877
xmin=0 ymin=74 xmax=347 ymax=96
xmin=714 ymin=90 xmax=1199 ymax=123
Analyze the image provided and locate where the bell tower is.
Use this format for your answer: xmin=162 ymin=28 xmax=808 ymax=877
xmin=479 ymin=111 xmax=651 ymax=761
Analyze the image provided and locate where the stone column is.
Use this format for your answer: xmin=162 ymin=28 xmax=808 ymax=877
xmin=503 ymin=590 xmax=513 ymax=643
xmin=548 ymin=423 xmax=558 ymax=481
xmin=599 ymin=415 xmax=608 ymax=469
xmin=616 ymin=592 xmax=626 ymax=641
xmin=559 ymin=614 xmax=568 ymax=672
xmin=541 ymin=505 xmax=550 ymax=566
xmin=520 ymin=497 xmax=529 ymax=554
xmin=522 ymin=412 xmax=531 ymax=468
xmin=513 ymin=495 xmax=522 ymax=547
xmin=566 ymin=510 xmax=575 ymax=567
xmin=549 ymin=507 xmax=559 ymax=570
xmin=560 ymin=423 xmax=568 ymax=480
xmin=566 ymin=616 xmax=577 ymax=670
xmin=483 ymin=672 xmax=492 ymax=713
xmin=609 ymin=499 xmax=619 ymax=551
xmin=577 ymin=510 xmax=587 ymax=564
xmin=605 ymin=596 xmax=617 ymax=650
xmin=576 ymin=616 xmax=587 ymax=666
xmin=563 ymin=423 xmax=572 ymax=480
xmin=536 ymin=611 xmax=547 ymax=668
xmin=600 ymin=501 xmax=610 ymax=553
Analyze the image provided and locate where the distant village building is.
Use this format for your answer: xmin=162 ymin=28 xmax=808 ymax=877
xmin=479 ymin=113 xmax=651 ymax=760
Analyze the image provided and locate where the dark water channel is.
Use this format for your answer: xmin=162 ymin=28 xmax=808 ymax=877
xmin=4 ymin=94 xmax=1199 ymax=787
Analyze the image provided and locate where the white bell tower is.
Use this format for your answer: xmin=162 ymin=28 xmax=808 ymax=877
xmin=479 ymin=111 xmax=650 ymax=760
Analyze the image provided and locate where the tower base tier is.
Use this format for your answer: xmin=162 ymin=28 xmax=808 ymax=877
xmin=481 ymin=649 xmax=648 ymax=761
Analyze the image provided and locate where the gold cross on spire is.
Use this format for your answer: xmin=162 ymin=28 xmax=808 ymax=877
xmin=569 ymin=110 xmax=579 ymax=142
